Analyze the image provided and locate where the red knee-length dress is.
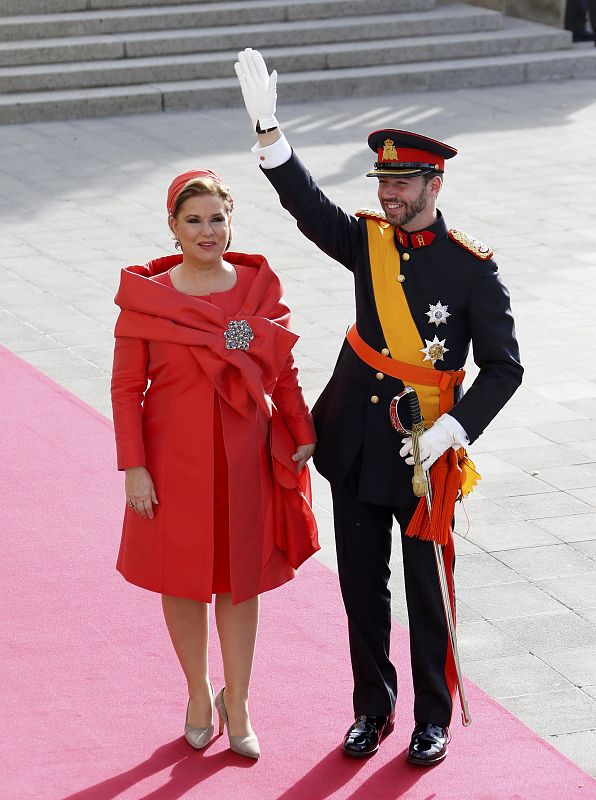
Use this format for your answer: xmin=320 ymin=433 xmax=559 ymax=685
xmin=111 ymin=252 xmax=318 ymax=604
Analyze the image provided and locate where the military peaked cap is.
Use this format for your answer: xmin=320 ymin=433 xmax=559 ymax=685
xmin=367 ymin=129 xmax=458 ymax=177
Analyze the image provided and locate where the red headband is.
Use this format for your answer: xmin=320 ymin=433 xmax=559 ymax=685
xmin=166 ymin=169 xmax=228 ymax=215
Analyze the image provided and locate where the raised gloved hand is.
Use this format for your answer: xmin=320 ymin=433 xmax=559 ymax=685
xmin=234 ymin=48 xmax=278 ymax=133
xmin=399 ymin=414 xmax=468 ymax=472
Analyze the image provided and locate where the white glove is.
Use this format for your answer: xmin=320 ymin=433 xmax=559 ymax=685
xmin=234 ymin=48 xmax=278 ymax=133
xmin=399 ymin=414 xmax=468 ymax=471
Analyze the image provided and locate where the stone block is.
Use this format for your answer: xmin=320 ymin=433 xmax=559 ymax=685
xmin=547 ymin=646 xmax=596 ymax=687
xmin=0 ymin=37 xmax=125 ymax=68
xmin=549 ymin=729 xmax=596 ymax=777
xmin=477 ymin=426 xmax=553 ymax=451
xmin=497 ymin=443 xmax=589 ymax=471
xmin=498 ymin=491 xmax=594 ymax=520
xmin=0 ymin=84 xmax=162 ymax=125
xmin=456 ymin=553 xmax=521 ymax=588
xmin=458 ymin=581 xmax=567 ymax=619
xmin=500 ymin=687 xmax=596 ymax=737
xmin=474 ymin=471 xmax=553 ymax=498
xmin=526 ymin=50 xmax=596 ymax=81
xmin=495 ymin=611 xmax=596 ymax=655
xmin=466 ymin=520 xmax=560 ymax=551
xmin=498 ymin=543 xmax=596 ymax=581
xmin=571 ymin=486 xmax=596 ymax=507
xmin=0 ymin=0 xmax=427 ymax=41
xmin=537 ymin=572 xmax=596 ymax=611
xmin=458 ymin=618 xmax=526 ymax=662
xmin=456 ymin=496 xmax=524 ymax=527
xmin=536 ymin=463 xmax=596 ymax=491
xmin=19 ymin=347 xmax=105 ymax=382
xmin=462 ymin=653 xmax=570 ymax=697
xmin=535 ymin=513 xmax=596 ymax=543
xmin=467 ymin=0 xmax=564 ymax=26
xmin=572 ymin=540 xmax=596 ymax=560
xmin=532 ymin=419 xmax=596 ymax=444
xmin=286 ymin=0 xmax=434 ymax=19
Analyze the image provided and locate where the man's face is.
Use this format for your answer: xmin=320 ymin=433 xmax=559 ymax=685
xmin=377 ymin=175 xmax=430 ymax=228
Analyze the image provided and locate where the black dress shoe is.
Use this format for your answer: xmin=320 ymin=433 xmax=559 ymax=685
xmin=406 ymin=722 xmax=449 ymax=766
xmin=571 ymin=28 xmax=595 ymax=41
xmin=342 ymin=713 xmax=395 ymax=757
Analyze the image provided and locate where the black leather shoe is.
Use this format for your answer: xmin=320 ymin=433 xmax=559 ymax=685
xmin=571 ymin=28 xmax=594 ymax=41
xmin=406 ymin=722 xmax=449 ymax=766
xmin=342 ymin=713 xmax=395 ymax=757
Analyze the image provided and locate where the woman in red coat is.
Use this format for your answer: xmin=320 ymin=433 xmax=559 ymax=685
xmin=111 ymin=169 xmax=319 ymax=759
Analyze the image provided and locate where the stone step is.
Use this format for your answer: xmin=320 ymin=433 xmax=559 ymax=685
xmin=0 ymin=20 xmax=571 ymax=93
xmin=1 ymin=48 xmax=594 ymax=125
xmin=0 ymin=0 xmax=225 ymax=12
xmin=0 ymin=0 xmax=424 ymax=40
xmin=0 ymin=5 xmax=498 ymax=66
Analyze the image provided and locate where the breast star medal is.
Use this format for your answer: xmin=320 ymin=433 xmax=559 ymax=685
xmin=426 ymin=301 xmax=450 ymax=327
xmin=421 ymin=336 xmax=449 ymax=364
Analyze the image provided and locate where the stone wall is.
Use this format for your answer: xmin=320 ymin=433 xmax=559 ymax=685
xmin=464 ymin=0 xmax=565 ymax=27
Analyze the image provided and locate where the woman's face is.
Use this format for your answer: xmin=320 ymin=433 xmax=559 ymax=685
xmin=170 ymin=193 xmax=230 ymax=266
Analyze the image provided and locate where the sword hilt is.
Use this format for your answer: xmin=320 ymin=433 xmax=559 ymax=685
xmin=390 ymin=387 xmax=429 ymax=497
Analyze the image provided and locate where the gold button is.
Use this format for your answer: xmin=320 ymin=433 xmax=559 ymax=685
xmin=397 ymin=274 xmax=405 ymax=283
xmin=381 ymin=348 xmax=390 ymax=356
xmin=370 ymin=395 xmax=379 ymax=404
xmin=402 ymin=252 xmax=410 ymax=261
xmin=376 ymin=372 xmax=384 ymax=380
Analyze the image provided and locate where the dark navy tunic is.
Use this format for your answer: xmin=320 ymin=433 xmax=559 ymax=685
xmin=263 ymin=151 xmax=523 ymax=507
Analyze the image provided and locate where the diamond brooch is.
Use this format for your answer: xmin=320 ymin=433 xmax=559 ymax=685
xmin=224 ymin=319 xmax=254 ymax=351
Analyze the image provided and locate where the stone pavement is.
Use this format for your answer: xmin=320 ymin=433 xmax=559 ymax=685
xmin=1 ymin=77 xmax=596 ymax=777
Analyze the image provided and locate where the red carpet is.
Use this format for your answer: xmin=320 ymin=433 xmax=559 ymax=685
xmin=1 ymin=343 xmax=595 ymax=800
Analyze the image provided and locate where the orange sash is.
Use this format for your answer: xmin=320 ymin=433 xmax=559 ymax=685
xmin=346 ymin=324 xmax=465 ymax=417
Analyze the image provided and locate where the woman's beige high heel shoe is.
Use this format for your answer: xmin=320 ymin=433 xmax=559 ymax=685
xmin=184 ymin=682 xmax=214 ymax=749
xmin=214 ymin=687 xmax=260 ymax=759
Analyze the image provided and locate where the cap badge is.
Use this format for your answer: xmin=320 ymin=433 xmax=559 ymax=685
xmin=382 ymin=139 xmax=398 ymax=161
xmin=421 ymin=336 xmax=449 ymax=365
xmin=426 ymin=301 xmax=450 ymax=327
xmin=224 ymin=319 xmax=254 ymax=351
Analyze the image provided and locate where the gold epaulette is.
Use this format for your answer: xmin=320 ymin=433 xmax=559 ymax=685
xmin=355 ymin=208 xmax=387 ymax=222
xmin=448 ymin=229 xmax=493 ymax=260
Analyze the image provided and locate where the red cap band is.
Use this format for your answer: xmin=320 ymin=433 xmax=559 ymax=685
xmin=166 ymin=169 xmax=228 ymax=215
xmin=376 ymin=145 xmax=444 ymax=171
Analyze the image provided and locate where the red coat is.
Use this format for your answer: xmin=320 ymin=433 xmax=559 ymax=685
xmin=111 ymin=252 xmax=319 ymax=604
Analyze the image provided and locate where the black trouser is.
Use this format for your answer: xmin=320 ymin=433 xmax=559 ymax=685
xmin=331 ymin=461 xmax=457 ymax=727
xmin=565 ymin=0 xmax=596 ymax=34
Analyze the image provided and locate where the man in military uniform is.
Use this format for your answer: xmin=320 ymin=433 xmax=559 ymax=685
xmin=235 ymin=49 xmax=523 ymax=766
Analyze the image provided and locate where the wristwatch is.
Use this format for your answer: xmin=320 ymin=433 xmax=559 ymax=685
xmin=256 ymin=121 xmax=278 ymax=134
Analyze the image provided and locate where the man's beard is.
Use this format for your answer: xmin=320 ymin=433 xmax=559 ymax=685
xmin=382 ymin=185 xmax=428 ymax=227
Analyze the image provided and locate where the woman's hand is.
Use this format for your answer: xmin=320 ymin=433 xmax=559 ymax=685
xmin=125 ymin=466 xmax=159 ymax=520
xmin=291 ymin=443 xmax=316 ymax=472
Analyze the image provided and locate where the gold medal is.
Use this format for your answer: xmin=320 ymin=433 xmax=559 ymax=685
xmin=421 ymin=336 xmax=449 ymax=365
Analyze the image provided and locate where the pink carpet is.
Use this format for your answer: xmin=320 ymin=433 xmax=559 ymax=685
xmin=1 ymin=343 xmax=595 ymax=800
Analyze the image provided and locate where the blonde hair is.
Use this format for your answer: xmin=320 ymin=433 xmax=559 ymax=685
xmin=171 ymin=177 xmax=233 ymax=218
xmin=169 ymin=177 xmax=233 ymax=251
